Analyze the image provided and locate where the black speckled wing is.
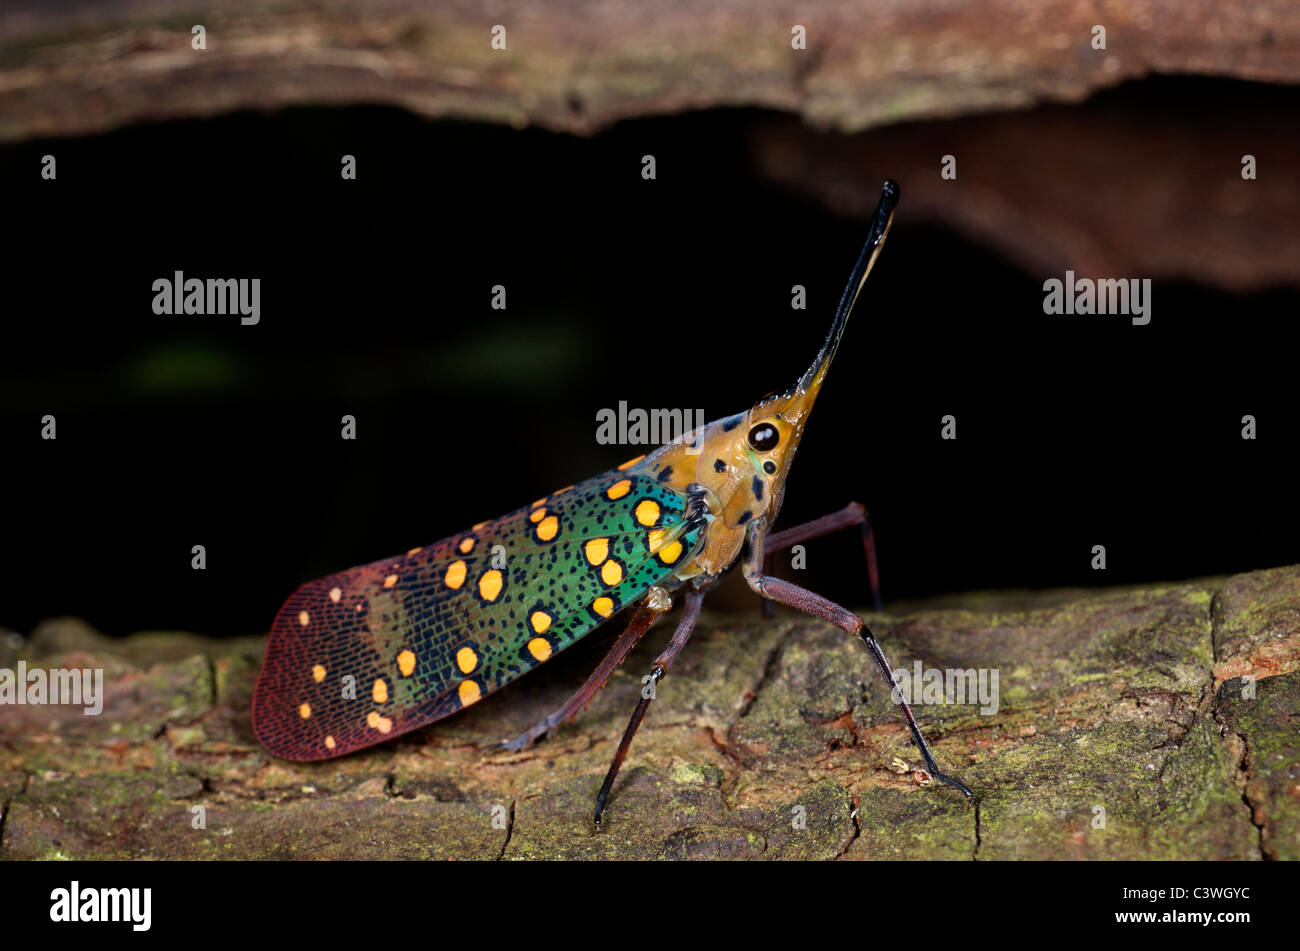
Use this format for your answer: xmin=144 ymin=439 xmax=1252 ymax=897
xmin=252 ymin=469 xmax=705 ymax=760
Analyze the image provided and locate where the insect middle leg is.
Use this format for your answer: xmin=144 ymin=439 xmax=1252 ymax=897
xmin=497 ymin=601 xmax=667 ymax=753
xmin=744 ymin=539 xmax=971 ymax=799
xmin=593 ymin=588 xmax=705 ymax=828
xmin=761 ymin=501 xmax=882 ymax=616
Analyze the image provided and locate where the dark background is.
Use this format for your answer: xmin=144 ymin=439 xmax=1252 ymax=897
xmin=1 ymin=77 xmax=1296 ymax=638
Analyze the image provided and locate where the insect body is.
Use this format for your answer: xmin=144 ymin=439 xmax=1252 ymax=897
xmin=252 ymin=180 xmax=972 ymax=825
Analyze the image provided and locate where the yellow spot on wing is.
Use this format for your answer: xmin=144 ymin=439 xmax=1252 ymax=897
xmin=445 ymin=560 xmax=467 ymax=589
xmin=529 ymin=507 xmax=547 ymax=523
xmin=530 ymin=610 xmax=552 ymax=634
xmin=659 ymin=540 xmax=684 ymax=564
xmin=457 ymin=646 xmax=478 ymax=674
xmin=531 ymin=496 xmax=547 ymax=508
xmin=397 ymin=649 xmax=416 ymax=677
xmin=635 ymin=499 xmax=661 ymax=526
xmin=479 ymin=569 xmax=504 ymax=602
xmin=299 ymin=703 xmax=311 ymax=719
xmin=528 ymin=637 xmax=552 ymax=662
xmin=459 ymin=536 xmax=476 ymax=554
xmin=607 ymin=479 xmax=631 ymax=500
xmin=459 ymin=680 xmax=482 ymax=707
xmin=647 ymin=528 xmax=669 ymax=552
xmin=298 ymin=611 xmax=310 ymax=627
xmin=601 ymin=559 xmax=624 ymax=586
xmin=312 ymin=664 xmax=326 ymax=683
xmin=373 ymin=678 xmax=388 ymax=703
xmin=325 ymin=735 xmax=336 ymax=750
xmin=384 ymin=574 xmax=398 ymax=588
xmin=537 ymin=515 xmax=559 ymax=541
xmin=367 ymin=711 xmax=393 ymax=733
xmin=618 ymin=455 xmax=645 ymax=470
xmin=329 ymin=587 xmax=342 ymax=602
xmin=407 ymin=546 xmax=422 ymax=556
xmin=593 ymin=596 xmax=614 ymax=618
xmin=585 ymin=537 xmax=609 ymax=565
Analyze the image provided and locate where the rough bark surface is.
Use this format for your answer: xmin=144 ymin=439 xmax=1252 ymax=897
xmin=4 ymin=4 xmax=1296 ymax=293
xmin=2 ymin=1 xmax=1298 ymax=144
xmin=2 ymin=565 xmax=1297 ymax=860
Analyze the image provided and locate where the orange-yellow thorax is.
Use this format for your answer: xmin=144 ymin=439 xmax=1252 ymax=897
xmin=621 ymin=369 xmax=828 ymax=582
xmin=614 ymin=177 xmax=897 ymax=586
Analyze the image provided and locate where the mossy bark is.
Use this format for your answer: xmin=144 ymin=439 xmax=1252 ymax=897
xmin=2 ymin=565 xmax=1297 ymax=860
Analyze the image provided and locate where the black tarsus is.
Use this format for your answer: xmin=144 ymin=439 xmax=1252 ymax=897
xmin=859 ymin=625 xmax=973 ymax=798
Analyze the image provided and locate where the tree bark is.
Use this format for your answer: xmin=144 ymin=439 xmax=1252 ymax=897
xmin=2 ymin=565 xmax=1296 ymax=859
xmin=2 ymin=1 xmax=1297 ymax=143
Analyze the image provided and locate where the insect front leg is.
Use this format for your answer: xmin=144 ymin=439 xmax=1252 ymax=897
xmin=743 ymin=523 xmax=972 ymax=800
xmin=497 ymin=598 xmax=669 ymax=753
xmin=762 ymin=501 xmax=882 ymax=616
xmin=593 ymin=587 xmax=705 ymax=829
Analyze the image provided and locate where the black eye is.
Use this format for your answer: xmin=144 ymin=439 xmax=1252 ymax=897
xmin=748 ymin=423 xmax=779 ymax=452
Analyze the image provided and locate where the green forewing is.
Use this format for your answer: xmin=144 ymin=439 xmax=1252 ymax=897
xmin=252 ymin=470 xmax=704 ymax=760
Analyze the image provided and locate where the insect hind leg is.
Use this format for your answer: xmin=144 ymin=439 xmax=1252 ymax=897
xmin=495 ymin=600 xmax=666 ymax=753
xmin=593 ymin=588 xmax=705 ymax=829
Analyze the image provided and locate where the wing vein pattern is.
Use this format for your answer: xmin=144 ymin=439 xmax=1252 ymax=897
xmin=252 ymin=471 xmax=704 ymax=760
